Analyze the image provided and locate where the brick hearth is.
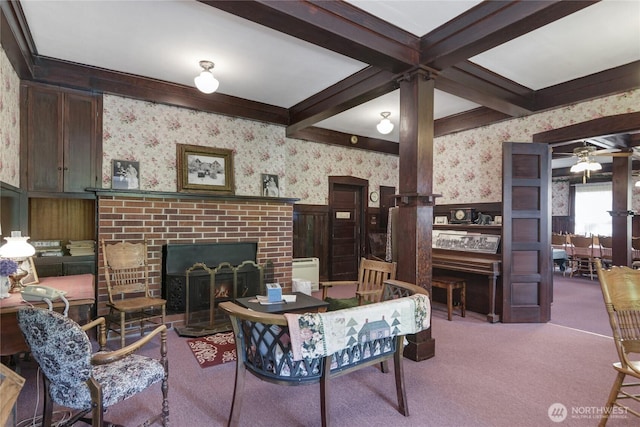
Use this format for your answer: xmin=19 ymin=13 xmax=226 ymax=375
xmin=97 ymin=193 xmax=294 ymax=329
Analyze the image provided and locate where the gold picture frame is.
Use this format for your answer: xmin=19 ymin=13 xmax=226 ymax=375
xmin=176 ymin=144 xmax=234 ymax=194
xmin=21 ymin=257 xmax=39 ymax=286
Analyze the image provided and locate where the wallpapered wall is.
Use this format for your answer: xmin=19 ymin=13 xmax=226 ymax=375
xmin=2 ymin=46 xmax=640 ymax=212
xmin=0 ymin=46 xmax=20 ymax=188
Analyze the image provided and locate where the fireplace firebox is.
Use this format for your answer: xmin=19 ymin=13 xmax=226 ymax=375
xmin=162 ymin=242 xmax=259 ymax=313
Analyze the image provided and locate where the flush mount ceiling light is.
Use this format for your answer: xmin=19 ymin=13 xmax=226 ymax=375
xmin=376 ymin=112 xmax=394 ymax=135
xmin=194 ymin=60 xmax=219 ymax=94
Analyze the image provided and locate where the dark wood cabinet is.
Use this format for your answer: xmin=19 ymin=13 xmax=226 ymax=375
xmin=21 ymin=82 xmax=101 ymax=194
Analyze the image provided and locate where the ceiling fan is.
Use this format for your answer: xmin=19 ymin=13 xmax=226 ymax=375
xmin=553 ymin=143 xmax=634 ymax=183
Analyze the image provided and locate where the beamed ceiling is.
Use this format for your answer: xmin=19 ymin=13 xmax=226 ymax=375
xmin=1 ymin=0 xmax=639 ymax=176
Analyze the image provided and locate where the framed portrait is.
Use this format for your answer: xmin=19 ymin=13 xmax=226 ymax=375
xmin=177 ymin=144 xmax=234 ymax=194
xmin=261 ymin=174 xmax=280 ymax=197
xmin=434 ymin=216 xmax=448 ymax=225
xmin=21 ymin=257 xmax=39 ymax=286
xmin=494 ymin=215 xmax=503 ymax=226
xmin=111 ymin=160 xmax=140 ymax=190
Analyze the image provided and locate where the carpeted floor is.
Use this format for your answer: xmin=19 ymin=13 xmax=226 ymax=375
xmin=12 ymin=271 xmax=638 ymax=426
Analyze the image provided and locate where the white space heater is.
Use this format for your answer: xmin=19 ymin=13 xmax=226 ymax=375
xmin=292 ymin=257 xmax=320 ymax=292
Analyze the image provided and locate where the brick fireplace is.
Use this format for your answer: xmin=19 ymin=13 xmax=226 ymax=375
xmin=96 ymin=192 xmax=294 ymax=328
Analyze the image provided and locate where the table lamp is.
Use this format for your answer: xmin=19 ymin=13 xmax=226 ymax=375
xmin=0 ymin=231 xmax=36 ymax=292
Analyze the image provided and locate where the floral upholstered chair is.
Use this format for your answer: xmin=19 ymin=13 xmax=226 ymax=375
xmin=17 ymin=307 xmax=169 ymax=427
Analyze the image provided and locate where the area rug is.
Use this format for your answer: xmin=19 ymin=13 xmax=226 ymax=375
xmin=187 ymin=332 xmax=237 ymax=368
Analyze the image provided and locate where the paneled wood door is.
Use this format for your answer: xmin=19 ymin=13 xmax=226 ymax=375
xmin=328 ymin=177 xmax=367 ymax=281
xmin=502 ymin=142 xmax=552 ymax=323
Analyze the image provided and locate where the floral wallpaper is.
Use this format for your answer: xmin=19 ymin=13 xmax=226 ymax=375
xmin=102 ymin=95 xmax=398 ymax=205
xmin=435 ymin=90 xmax=640 ymax=206
xmin=104 ymin=89 xmax=640 ymax=209
xmin=0 ymin=46 xmax=20 ymax=187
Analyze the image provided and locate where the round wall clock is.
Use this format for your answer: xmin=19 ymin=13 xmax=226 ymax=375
xmin=369 ymin=191 xmax=379 ymax=202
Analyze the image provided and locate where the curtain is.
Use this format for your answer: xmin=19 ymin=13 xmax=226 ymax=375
xmin=574 ymin=182 xmax=612 ymax=236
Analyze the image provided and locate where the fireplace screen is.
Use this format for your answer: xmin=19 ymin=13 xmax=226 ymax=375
xmin=175 ymin=260 xmax=272 ymax=337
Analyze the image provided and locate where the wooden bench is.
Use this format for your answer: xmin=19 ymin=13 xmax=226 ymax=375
xmin=432 ymin=276 xmax=466 ymax=321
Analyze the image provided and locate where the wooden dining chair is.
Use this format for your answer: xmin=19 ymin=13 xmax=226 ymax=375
xmin=568 ymin=235 xmax=596 ymax=280
xmin=102 ymin=239 xmax=166 ymax=347
xmin=595 ymin=259 xmax=640 ymax=426
xmin=598 ymin=236 xmax=613 ymax=268
xmin=320 ymin=257 xmax=397 ymax=311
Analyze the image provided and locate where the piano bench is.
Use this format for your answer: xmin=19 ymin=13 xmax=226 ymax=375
xmin=432 ymin=276 xmax=466 ymax=321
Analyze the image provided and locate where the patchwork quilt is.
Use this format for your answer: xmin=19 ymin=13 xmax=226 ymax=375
xmin=284 ymin=294 xmax=431 ymax=361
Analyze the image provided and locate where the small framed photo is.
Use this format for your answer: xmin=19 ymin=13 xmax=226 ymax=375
xmin=434 ymin=216 xmax=448 ymax=225
xmin=494 ymin=215 xmax=503 ymax=226
xmin=261 ymin=174 xmax=280 ymax=197
xmin=21 ymin=257 xmax=39 ymax=286
xmin=177 ymin=144 xmax=234 ymax=194
xmin=111 ymin=160 xmax=140 ymax=190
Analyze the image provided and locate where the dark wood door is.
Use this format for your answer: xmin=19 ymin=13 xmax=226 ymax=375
xmin=502 ymin=142 xmax=552 ymax=323
xmin=64 ymin=92 xmax=99 ymax=192
xmin=329 ymin=177 xmax=367 ymax=281
xmin=25 ymin=84 xmax=64 ymax=192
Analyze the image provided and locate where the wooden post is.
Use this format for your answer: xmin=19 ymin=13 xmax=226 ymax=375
xmin=396 ymin=67 xmax=437 ymax=361
xmin=610 ymin=156 xmax=633 ymax=266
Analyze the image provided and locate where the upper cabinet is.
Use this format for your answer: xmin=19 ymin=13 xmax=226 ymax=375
xmin=21 ymin=82 xmax=102 ymax=195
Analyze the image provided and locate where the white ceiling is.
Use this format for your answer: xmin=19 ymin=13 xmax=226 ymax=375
xmin=19 ymin=0 xmax=640 ymax=144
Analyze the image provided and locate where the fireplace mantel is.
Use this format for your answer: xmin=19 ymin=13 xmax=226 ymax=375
xmin=88 ymin=187 xmax=299 ymax=204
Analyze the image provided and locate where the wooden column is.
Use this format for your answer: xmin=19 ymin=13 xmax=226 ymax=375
xmin=397 ymin=67 xmax=437 ymax=361
xmin=610 ymin=156 xmax=633 ymax=266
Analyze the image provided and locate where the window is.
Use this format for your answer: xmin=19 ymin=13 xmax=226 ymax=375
xmin=574 ymin=182 xmax=612 ymax=236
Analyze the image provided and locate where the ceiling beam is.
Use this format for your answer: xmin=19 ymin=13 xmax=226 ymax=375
xmin=199 ymin=0 xmax=420 ymax=73
xmin=533 ymin=112 xmax=640 ymax=145
xmin=31 ymin=56 xmax=289 ymax=125
xmin=287 ymin=66 xmax=398 ymax=136
xmin=290 ymin=126 xmax=399 ymax=155
xmin=420 ymin=1 xmax=598 ymax=70
xmin=282 ymin=0 xmax=598 ymax=131
xmin=534 ymin=61 xmax=640 ymax=111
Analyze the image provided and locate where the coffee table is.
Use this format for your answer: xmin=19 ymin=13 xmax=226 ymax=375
xmin=235 ymin=292 xmax=328 ymax=314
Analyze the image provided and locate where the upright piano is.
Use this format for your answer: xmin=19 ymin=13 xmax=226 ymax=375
xmin=432 ymin=250 xmax=502 ymax=323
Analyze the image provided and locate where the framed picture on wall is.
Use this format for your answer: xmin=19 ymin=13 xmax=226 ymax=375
xmin=261 ymin=174 xmax=280 ymax=197
xmin=21 ymin=257 xmax=39 ymax=286
xmin=177 ymin=144 xmax=234 ymax=194
xmin=111 ymin=160 xmax=140 ymax=190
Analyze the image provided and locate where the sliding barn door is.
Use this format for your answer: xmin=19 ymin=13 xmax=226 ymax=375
xmin=502 ymin=142 xmax=552 ymax=323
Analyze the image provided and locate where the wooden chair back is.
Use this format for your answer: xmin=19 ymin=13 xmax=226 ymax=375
xmin=356 ymin=257 xmax=397 ymax=305
xmin=595 ymin=259 xmax=640 ymax=424
xmin=551 ymin=233 xmax=567 ymax=247
xmin=102 ymin=240 xmax=150 ymax=303
xmin=568 ymin=234 xmax=595 ymax=257
xmin=597 ymin=259 xmax=640 ymax=367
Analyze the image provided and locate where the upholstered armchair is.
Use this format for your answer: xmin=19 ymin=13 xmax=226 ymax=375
xmin=17 ymin=307 xmax=168 ymax=427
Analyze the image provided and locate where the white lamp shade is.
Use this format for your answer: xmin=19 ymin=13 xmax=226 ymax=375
xmin=194 ymin=70 xmax=219 ymax=94
xmin=376 ymin=118 xmax=394 ymax=135
xmin=587 ymin=161 xmax=602 ymax=171
xmin=0 ymin=236 xmax=36 ymax=259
